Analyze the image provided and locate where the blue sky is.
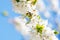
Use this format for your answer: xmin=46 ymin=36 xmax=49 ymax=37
xmin=0 ymin=0 xmax=60 ymax=40
xmin=0 ymin=0 xmax=24 ymax=40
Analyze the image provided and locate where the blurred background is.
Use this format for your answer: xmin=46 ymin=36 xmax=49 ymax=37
xmin=0 ymin=0 xmax=60 ymax=40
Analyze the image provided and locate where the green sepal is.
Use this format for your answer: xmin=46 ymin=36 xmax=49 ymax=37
xmin=54 ymin=30 xmax=59 ymax=35
xmin=36 ymin=24 xmax=44 ymax=34
xmin=31 ymin=0 xmax=37 ymax=5
xmin=16 ymin=0 xmax=20 ymax=2
xmin=37 ymin=15 xmax=40 ymax=19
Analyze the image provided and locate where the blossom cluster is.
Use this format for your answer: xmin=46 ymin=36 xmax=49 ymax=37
xmin=12 ymin=0 xmax=59 ymax=40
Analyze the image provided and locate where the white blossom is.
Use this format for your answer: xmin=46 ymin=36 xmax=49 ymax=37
xmin=12 ymin=0 xmax=36 ymax=15
xmin=12 ymin=0 xmax=59 ymax=40
xmin=13 ymin=17 xmax=31 ymax=35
